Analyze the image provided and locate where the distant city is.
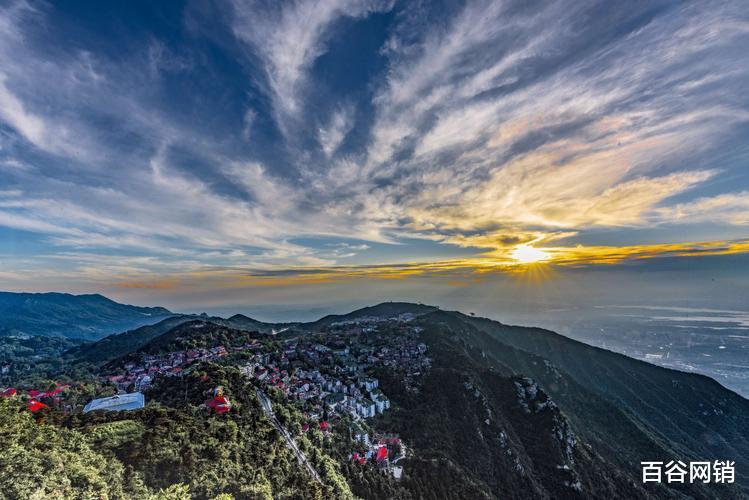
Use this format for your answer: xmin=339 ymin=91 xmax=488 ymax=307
xmin=491 ymin=305 xmax=749 ymax=398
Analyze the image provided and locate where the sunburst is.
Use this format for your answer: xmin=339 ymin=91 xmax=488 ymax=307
xmin=511 ymin=244 xmax=550 ymax=264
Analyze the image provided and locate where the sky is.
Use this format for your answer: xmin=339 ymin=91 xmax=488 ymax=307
xmin=0 ymin=0 xmax=748 ymax=319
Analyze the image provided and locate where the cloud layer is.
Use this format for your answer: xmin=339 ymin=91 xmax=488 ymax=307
xmin=0 ymin=0 xmax=748 ymax=304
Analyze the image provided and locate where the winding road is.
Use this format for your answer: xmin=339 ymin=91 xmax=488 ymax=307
xmin=255 ymin=388 xmax=323 ymax=485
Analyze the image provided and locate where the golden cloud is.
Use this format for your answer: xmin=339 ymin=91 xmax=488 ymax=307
xmin=154 ymin=238 xmax=749 ymax=288
xmin=90 ymin=238 xmax=749 ymax=296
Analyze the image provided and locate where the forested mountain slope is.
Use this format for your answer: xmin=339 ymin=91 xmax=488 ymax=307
xmin=5 ymin=301 xmax=747 ymax=499
xmin=0 ymin=292 xmax=171 ymax=340
xmin=410 ymin=310 xmax=748 ymax=498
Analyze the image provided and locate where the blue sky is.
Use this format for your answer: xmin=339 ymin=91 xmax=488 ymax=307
xmin=1 ymin=0 xmax=748 ymax=315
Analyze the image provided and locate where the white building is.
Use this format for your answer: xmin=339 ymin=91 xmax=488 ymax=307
xmin=357 ymin=399 xmax=376 ymax=418
xmin=351 ymin=423 xmax=370 ymax=446
xmin=360 ymin=377 xmax=379 ymax=391
xmin=374 ymin=396 xmax=390 ymax=414
xmin=393 ymin=466 xmax=403 ymax=480
xmin=135 ymin=375 xmax=152 ymax=390
xmin=83 ymin=392 xmax=145 ymax=413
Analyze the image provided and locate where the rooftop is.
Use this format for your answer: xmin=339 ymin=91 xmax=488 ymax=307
xmin=83 ymin=392 xmax=145 ymax=413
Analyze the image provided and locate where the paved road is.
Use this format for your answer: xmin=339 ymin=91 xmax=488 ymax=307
xmin=255 ymin=388 xmax=323 ymax=485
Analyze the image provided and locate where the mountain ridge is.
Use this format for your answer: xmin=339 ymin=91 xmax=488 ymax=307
xmin=5 ymin=298 xmax=748 ymax=498
xmin=66 ymin=301 xmax=436 ymax=364
xmin=0 ymin=291 xmax=172 ymax=340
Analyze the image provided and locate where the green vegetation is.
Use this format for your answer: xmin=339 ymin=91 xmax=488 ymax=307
xmin=1 ymin=363 xmax=356 ymax=499
xmin=119 ymin=321 xmax=259 ymax=361
xmin=0 ymin=291 xmax=172 ymax=340
xmin=67 ymin=316 xmax=197 ymax=364
xmin=404 ymin=311 xmax=748 ymax=499
xmin=5 ymin=301 xmax=749 ymax=499
xmin=0 ymin=398 xmax=148 ymax=499
xmin=371 ymin=325 xmax=630 ymax=499
xmin=0 ymin=335 xmax=86 ymax=386
xmin=460 ymin=312 xmax=749 ymax=463
xmin=68 ymin=363 xmax=353 ymax=499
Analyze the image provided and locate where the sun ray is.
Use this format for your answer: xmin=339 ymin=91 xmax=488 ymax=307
xmin=511 ymin=245 xmax=550 ymax=264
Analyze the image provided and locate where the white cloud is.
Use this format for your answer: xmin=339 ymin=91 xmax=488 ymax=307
xmin=0 ymin=74 xmax=46 ymax=147
xmin=0 ymin=0 xmax=747 ymax=292
xmin=652 ymin=191 xmax=749 ymax=225
xmin=319 ymin=104 xmax=354 ymax=157
xmin=336 ymin=0 xmax=749 ymax=243
xmin=231 ymin=0 xmax=392 ymax=132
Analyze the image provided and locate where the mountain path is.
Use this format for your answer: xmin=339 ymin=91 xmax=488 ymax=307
xmin=255 ymin=388 xmax=323 ymax=485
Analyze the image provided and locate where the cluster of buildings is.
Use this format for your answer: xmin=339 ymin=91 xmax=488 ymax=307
xmin=241 ymin=352 xmax=390 ymax=421
xmin=348 ymin=432 xmax=406 ymax=480
xmin=1 ymin=383 xmax=71 ymax=413
xmin=239 ymin=317 xmax=430 ymax=479
xmin=240 ymin=318 xmax=429 ymax=425
xmin=84 ymin=314 xmax=431 ymax=479
xmin=105 ymin=342 xmax=256 ymax=392
xmin=328 ymin=312 xmax=417 ymax=329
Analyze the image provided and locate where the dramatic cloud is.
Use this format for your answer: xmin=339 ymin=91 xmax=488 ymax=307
xmin=230 ymin=0 xmax=393 ymax=132
xmin=0 ymin=0 xmax=747 ymax=307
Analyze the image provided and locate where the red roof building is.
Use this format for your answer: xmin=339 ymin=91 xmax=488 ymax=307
xmin=1 ymin=388 xmax=17 ymax=398
xmin=28 ymin=400 xmax=49 ymax=412
xmin=206 ymin=395 xmax=231 ymax=414
xmin=45 ymin=387 xmax=63 ymax=397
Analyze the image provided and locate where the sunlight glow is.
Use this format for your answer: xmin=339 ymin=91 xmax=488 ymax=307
xmin=511 ymin=244 xmax=550 ymax=264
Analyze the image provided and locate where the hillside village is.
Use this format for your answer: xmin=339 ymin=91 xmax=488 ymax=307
xmin=38 ymin=312 xmax=432 ymax=480
xmin=4 ymin=302 xmax=749 ymax=499
xmin=242 ymin=315 xmax=429 ymax=476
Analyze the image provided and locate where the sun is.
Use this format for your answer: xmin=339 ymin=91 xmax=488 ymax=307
xmin=511 ymin=244 xmax=550 ymax=264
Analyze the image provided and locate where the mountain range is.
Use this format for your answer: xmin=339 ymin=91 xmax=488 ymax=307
xmin=0 ymin=292 xmax=172 ymax=340
xmin=2 ymin=294 xmax=746 ymax=499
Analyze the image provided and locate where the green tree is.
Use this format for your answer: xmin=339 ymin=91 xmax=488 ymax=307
xmin=0 ymin=399 xmax=147 ymax=500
